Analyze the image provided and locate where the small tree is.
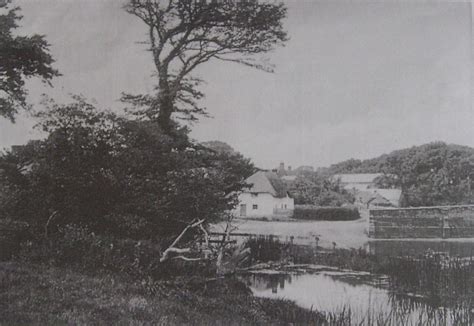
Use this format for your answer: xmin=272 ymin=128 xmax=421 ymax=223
xmin=289 ymin=172 xmax=354 ymax=206
xmin=124 ymin=0 xmax=288 ymax=131
xmin=0 ymin=0 xmax=59 ymax=121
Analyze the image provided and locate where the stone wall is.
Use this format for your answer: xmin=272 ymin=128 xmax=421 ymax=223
xmin=369 ymin=205 xmax=474 ymax=239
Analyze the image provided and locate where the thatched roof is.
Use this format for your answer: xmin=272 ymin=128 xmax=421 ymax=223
xmin=245 ymin=171 xmax=289 ymax=198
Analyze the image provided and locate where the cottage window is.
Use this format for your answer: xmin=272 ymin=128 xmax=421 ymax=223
xmin=252 ymin=204 xmax=258 ymax=210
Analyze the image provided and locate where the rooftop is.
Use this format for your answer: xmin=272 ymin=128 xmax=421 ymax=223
xmin=245 ymin=171 xmax=289 ymax=198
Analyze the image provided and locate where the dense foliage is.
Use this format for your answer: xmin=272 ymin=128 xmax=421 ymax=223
xmin=0 ymin=97 xmax=254 ymax=244
xmin=288 ymin=171 xmax=354 ymax=206
xmin=293 ymin=205 xmax=360 ymax=221
xmin=327 ymin=142 xmax=474 ymax=207
xmin=0 ymin=0 xmax=59 ymax=121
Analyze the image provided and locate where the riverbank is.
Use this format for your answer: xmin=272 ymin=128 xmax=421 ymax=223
xmin=0 ymin=261 xmax=325 ymax=325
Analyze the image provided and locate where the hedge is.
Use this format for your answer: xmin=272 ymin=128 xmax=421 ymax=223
xmin=293 ymin=205 xmax=360 ymax=221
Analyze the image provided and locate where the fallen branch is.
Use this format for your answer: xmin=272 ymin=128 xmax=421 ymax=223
xmin=165 ymin=247 xmax=191 ymax=254
xmin=172 ymin=256 xmax=204 ymax=262
xmin=160 ymin=219 xmax=205 ymax=262
xmin=44 ymin=210 xmax=59 ymax=239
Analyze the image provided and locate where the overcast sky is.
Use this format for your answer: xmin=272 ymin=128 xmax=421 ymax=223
xmin=0 ymin=0 xmax=472 ymax=169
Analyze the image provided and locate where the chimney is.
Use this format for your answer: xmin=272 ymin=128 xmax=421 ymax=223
xmin=279 ymin=162 xmax=285 ymax=172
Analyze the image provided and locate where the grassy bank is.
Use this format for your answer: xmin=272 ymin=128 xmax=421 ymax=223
xmin=0 ymin=261 xmax=325 ymax=325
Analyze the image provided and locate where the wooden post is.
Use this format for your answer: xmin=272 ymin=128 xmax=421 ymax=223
xmin=290 ymin=236 xmax=294 ymax=256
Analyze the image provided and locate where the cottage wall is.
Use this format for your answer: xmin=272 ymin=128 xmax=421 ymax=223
xmin=233 ymin=193 xmax=294 ymax=219
xmin=369 ymin=205 xmax=474 ymax=239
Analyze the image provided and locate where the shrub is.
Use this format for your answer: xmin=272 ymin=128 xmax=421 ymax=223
xmin=245 ymin=237 xmax=287 ymax=264
xmin=0 ymin=219 xmax=29 ymax=261
xmin=293 ymin=205 xmax=360 ymax=221
xmin=15 ymin=224 xmax=215 ymax=280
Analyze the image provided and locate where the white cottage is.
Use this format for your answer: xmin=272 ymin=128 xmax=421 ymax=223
xmin=234 ymin=171 xmax=294 ymax=219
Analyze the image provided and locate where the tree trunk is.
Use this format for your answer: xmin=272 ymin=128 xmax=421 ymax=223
xmin=157 ymin=75 xmax=174 ymax=133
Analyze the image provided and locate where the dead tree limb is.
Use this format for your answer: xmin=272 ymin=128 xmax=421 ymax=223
xmin=216 ymin=216 xmax=233 ymax=273
xmin=44 ymin=210 xmax=59 ymax=239
xmin=159 ymin=219 xmax=205 ymax=262
xmin=172 ymin=256 xmax=204 ymax=262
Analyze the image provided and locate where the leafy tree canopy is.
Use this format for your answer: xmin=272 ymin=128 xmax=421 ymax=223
xmin=0 ymin=0 xmax=59 ymax=121
xmin=326 ymin=142 xmax=474 ymax=207
xmin=288 ymin=172 xmax=354 ymax=207
xmin=0 ymin=97 xmax=254 ymax=242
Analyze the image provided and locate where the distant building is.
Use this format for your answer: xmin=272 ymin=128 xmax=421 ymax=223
xmin=233 ymin=171 xmax=294 ymax=219
xmin=333 ymin=173 xmax=383 ymax=191
xmin=276 ymin=162 xmax=288 ymax=177
xmin=355 ymin=189 xmax=402 ymax=208
xmin=274 ymin=162 xmax=314 ymax=177
xmin=333 ymin=173 xmax=401 ymax=208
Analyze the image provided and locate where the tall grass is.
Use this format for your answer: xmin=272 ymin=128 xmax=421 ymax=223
xmin=321 ymin=300 xmax=473 ymax=326
xmin=245 ymin=237 xmax=474 ymax=324
xmin=387 ymin=252 xmax=474 ymax=307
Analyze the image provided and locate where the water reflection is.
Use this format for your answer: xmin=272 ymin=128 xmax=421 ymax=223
xmin=242 ymin=271 xmax=473 ymax=325
xmin=245 ymin=273 xmax=293 ymax=294
xmin=242 ymin=272 xmax=391 ymax=315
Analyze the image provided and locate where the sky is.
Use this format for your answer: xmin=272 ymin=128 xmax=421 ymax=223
xmin=0 ymin=0 xmax=472 ymax=169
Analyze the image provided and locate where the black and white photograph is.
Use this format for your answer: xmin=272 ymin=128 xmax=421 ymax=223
xmin=1 ymin=0 xmax=474 ymax=324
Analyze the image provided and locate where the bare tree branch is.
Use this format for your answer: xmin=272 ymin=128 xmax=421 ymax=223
xmin=159 ymin=218 xmax=205 ymax=262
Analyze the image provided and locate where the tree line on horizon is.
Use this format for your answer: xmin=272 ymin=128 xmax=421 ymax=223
xmin=324 ymin=142 xmax=474 ymax=207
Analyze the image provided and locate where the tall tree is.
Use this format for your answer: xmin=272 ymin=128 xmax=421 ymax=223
xmin=124 ymin=0 xmax=288 ymax=131
xmin=0 ymin=0 xmax=59 ymax=121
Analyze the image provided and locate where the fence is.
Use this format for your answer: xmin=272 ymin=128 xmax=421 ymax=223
xmin=369 ymin=205 xmax=474 ymax=239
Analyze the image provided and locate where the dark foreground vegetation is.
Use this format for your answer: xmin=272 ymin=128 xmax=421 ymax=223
xmin=0 ymin=261 xmax=325 ymax=325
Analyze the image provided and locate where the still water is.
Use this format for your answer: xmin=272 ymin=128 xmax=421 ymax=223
xmin=241 ymin=270 xmax=467 ymax=325
xmin=244 ymin=271 xmax=390 ymax=314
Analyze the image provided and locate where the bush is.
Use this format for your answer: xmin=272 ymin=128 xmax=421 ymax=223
xmin=15 ymin=224 xmax=215 ymax=280
xmin=0 ymin=219 xmax=29 ymax=261
xmin=245 ymin=237 xmax=287 ymax=264
xmin=293 ymin=205 xmax=360 ymax=221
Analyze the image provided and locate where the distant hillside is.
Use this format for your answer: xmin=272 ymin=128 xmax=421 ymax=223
xmin=327 ymin=142 xmax=474 ymax=207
